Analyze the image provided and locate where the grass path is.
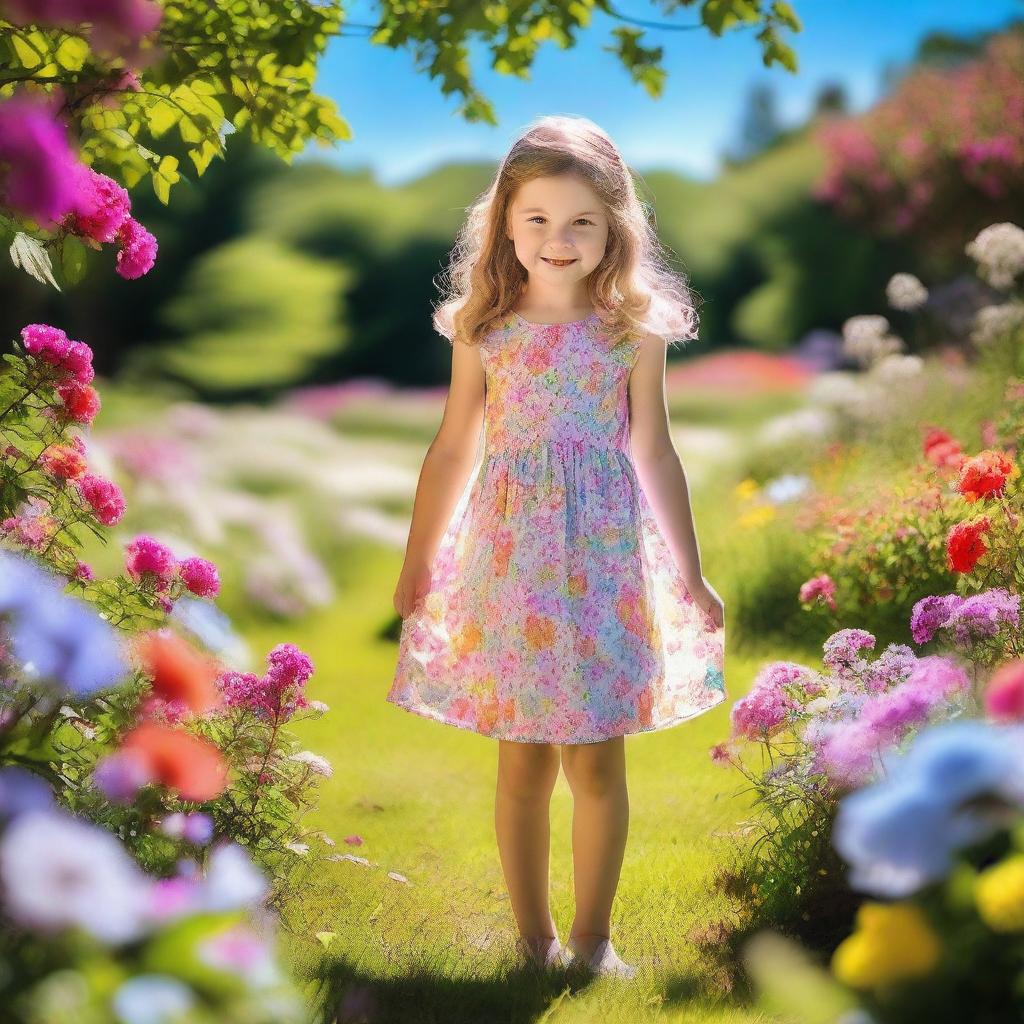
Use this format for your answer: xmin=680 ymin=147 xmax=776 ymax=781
xmin=243 ymin=539 xmax=807 ymax=1024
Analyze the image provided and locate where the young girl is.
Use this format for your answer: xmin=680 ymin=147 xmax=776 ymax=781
xmin=386 ymin=115 xmax=726 ymax=979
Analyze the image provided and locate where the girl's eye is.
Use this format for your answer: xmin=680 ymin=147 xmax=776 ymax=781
xmin=527 ymin=217 xmax=593 ymax=225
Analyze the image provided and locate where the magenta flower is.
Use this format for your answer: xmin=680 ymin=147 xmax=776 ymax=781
xmin=984 ymin=660 xmax=1024 ymax=722
xmin=216 ymin=643 xmax=316 ymax=723
xmin=2 ymin=0 xmax=163 ymax=56
xmin=178 ymin=557 xmax=220 ymax=598
xmin=19 ymin=323 xmax=71 ymax=364
xmin=75 ymin=473 xmax=126 ymax=526
xmin=0 ymin=92 xmax=80 ymax=228
xmin=729 ymin=664 xmax=802 ymax=740
xmin=116 ymin=216 xmax=158 ymax=279
xmin=799 ymin=573 xmax=837 ymax=611
xmin=68 ymin=166 xmax=131 ymax=243
xmin=125 ymin=534 xmax=178 ymax=583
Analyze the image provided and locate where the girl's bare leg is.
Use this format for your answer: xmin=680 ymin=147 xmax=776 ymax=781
xmin=560 ymin=736 xmax=629 ymax=960
xmin=495 ymin=739 xmax=561 ymax=955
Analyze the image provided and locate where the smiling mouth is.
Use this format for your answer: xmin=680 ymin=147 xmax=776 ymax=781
xmin=542 ymin=257 xmax=577 ymax=267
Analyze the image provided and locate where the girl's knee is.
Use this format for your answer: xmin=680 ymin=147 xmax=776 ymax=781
xmin=497 ymin=740 xmax=559 ymax=798
xmin=560 ymin=739 xmax=626 ymax=797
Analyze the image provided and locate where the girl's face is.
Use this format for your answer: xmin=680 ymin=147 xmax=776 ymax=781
xmin=505 ymin=174 xmax=609 ymax=286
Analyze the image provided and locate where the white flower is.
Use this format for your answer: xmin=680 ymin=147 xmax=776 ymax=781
xmin=757 ymin=407 xmax=836 ymax=449
xmin=285 ymin=842 xmax=310 ymax=856
xmin=200 ymin=842 xmax=267 ymax=911
xmin=0 ymin=810 xmax=152 ymax=944
xmin=762 ymin=474 xmax=812 ymax=504
xmin=885 ymin=272 xmax=928 ymax=311
xmin=111 ymin=975 xmax=195 ymax=1024
xmin=840 ymin=315 xmax=904 ymax=367
xmin=870 ymin=353 xmax=924 ymax=384
xmin=288 ymin=750 xmax=333 ymax=777
xmin=842 ymin=314 xmax=889 ymax=344
xmin=307 ymin=700 xmax=330 ymax=714
xmin=965 ymin=221 xmax=1024 ymax=289
xmin=970 ymin=302 xmax=1024 ymax=346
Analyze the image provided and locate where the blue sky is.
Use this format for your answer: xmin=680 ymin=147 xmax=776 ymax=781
xmin=309 ymin=0 xmax=1023 ymax=185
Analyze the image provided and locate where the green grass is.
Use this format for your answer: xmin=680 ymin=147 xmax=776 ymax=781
xmin=239 ymin=539 xmax=807 ymax=1024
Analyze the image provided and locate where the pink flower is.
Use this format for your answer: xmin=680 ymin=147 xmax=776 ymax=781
xmin=799 ymin=573 xmax=837 ymax=611
xmin=68 ymin=166 xmax=131 ymax=243
xmin=0 ymin=92 xmax=80 ymax=228
xmin=178 ymin=557 xmax=220 ymax=598
xmin=39 ymin=443 xmax=88 ymax=481
xmin=729 ymin=667 xmax=801 ymax=740
xmin=985 ymin=659 xmax=1024 ymax=722
xmin=60 ymin=339 xmax=95 ymax=385
xmin=20 ymin=323 xmax=71 ymax=364
xmin=56 ymin=380 xmax=101 ymax=424
xmin=116 ymin=216 xmax=158 ymax=279
xmin=3 ymin=0 xmax=164 ymax=58
xmin=70 ymin=560 xmax=94 ymax=582
xmin=75 ymin=473 xmax=126 ymax=525
xmin=125 ymin=534 xmax=178 ymax=583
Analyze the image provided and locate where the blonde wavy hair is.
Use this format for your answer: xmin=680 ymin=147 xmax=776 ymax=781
xmin=433 ymin=114 xmax=700 ymax=351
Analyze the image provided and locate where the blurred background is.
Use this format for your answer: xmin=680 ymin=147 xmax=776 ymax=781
xmin=2 ymin=1 xmax=1023 ymax=1020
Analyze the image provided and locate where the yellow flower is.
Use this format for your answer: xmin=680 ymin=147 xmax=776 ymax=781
xmin=831 ymin=902 xmax=941 ymax=988
xmin=975 ymin=854 xmax=1024 ymax=932
xmin=734 ymin=478 xmax=760 ymax=500
xmin=737 ymin=505 xmax=776 ymax=529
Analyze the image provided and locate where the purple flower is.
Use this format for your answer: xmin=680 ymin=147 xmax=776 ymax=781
xmin=0 ymin=91 xmax=80 ymax=227
xmin=160 ymin=810 xmax=214 ymax=845
xmin=861 ymin=643 xmax=917 ymax=693
xmin=945 ymin=588 xmax=1020 ymax=646
xmin=822 ymin=628 xmax=876 ymax=675
xmin=0 ymin=809 xmax=152 ymax=942
xmin=0 ymin=550 xmax=129 ymax=697
xmin=0 ymin=766 xmax=55 ymax=820
xmin=92 ymin=750 xmax=152 ymax=803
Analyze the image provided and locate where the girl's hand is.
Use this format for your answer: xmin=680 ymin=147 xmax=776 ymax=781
xmin=394 ymin=558 xmax=433 ymax=619
xmin=687 ymin=576 xmax=725 ymax=630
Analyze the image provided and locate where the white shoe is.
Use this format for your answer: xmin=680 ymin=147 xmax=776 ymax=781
xmin=516 ymin=934 xmax=568 ymax=970
xmin=565 ymin=936 xmax=637 ymax=979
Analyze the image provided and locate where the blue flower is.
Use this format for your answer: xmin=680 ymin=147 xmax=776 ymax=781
xmin=0 ymin=550 xmax=129 ymax=697
xmin=832 ymin=719 xmax=1024 ymax=898
xmin=170 ymin=594 xmax=247 ymax=661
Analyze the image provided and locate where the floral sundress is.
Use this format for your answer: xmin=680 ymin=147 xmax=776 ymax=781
xmin=386 ymin=310 xmax=726 ymax=744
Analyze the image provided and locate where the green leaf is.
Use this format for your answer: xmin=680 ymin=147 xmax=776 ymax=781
xmin=9 ymin=232 xmax=61 ymax=291
xmin=152 ymin=155 xmax=180 ymax=205
xmin=60 ymin=235 xmax=88 ymax=285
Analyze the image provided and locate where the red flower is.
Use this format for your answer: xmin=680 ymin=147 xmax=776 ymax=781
xmin=956 ymin=449 xmax=1019 ymax=503
xmin=136 ymin=629 xmax=223 ymax=715
xmin=120 ymin=721 xmax=227 ymax=801
xmin=945 ymin=516 xmax=992 ymax=573
xmin=921 ymin=425 xmax=965 ymax=470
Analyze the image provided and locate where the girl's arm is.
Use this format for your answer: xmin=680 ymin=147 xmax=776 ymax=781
xmin=627 ymin=333 xmax=709 ymax=597
xmin=394 ymin=338 xmax=486 ymax=616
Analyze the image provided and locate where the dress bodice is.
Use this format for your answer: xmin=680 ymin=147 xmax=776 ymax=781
xmin=478 ymin=312 xmax=641 ymax=457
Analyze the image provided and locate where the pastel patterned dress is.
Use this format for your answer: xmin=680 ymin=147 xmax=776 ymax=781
xmin=386 ymin=310 xmax=726 ymax=744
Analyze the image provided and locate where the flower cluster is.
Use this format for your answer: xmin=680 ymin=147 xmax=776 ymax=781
xmin=814 ymin=29 xmax=1024 ymax=253
xmin=723 ymin=628 xmax=973 ymax=792
xmin=0 ymin=93 xmax=158 ymax=278
xmin=910 ymin=588 xmax=1020 ymax=646
xmin=216 ymin=643 xmax=315 ymax=724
